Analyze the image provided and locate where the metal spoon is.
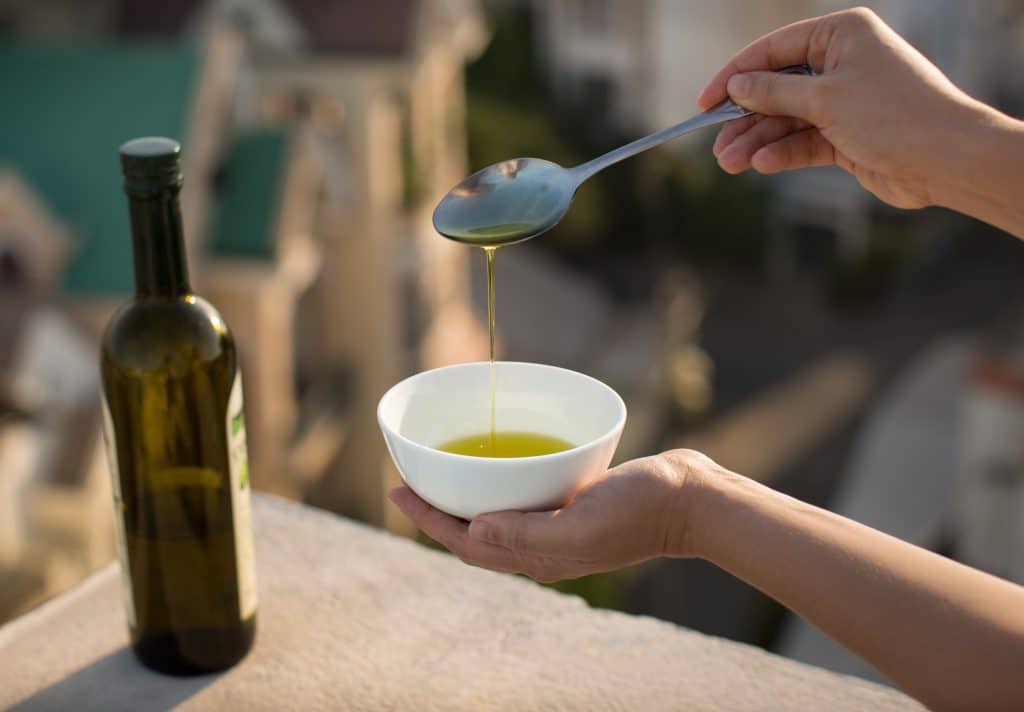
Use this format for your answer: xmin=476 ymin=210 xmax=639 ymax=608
xmin=433 ymin=65 xmax=812 ymax=246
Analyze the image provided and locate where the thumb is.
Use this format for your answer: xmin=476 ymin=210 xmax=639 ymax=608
xmin=469 ymin=509 xmax=577 ymax=556
xmin=727 ymin=71 xmax=819 ymax=123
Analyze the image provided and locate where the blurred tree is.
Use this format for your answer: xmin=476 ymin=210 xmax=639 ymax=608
xmin=465 ymin=7 xmax=770 ymax=279
xmin=466 ymin=8 xmax=606 ymax=250
xmin=656 ymin=152 xmax=769 ymax=269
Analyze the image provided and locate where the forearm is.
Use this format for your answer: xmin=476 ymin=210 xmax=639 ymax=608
xmin=684 ymin=468 xmax=1024 ymax=710
xmin=931 ymin=102 xmax=1024 ymax=240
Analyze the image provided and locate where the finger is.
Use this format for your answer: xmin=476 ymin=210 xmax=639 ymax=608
xmin=469 ymin=508 xmax=584 ymax=558
xmin=388 ymin=487 xmax=524 ymax=573
xmin=726 ymin=71 xmax=820 ymax=123
xmin=717 ymin=116 xmax=809 ymax=173
xmin=697 ymin=14 xmax=833 ymax=110
xmin=750 ymin=128 xmax=836 ymax=174
xmin=713 ymin=115 xmax=758 ymax=157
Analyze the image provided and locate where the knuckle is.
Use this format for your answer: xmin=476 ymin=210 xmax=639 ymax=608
xmin=664 ymin=448 xmax=711 ymax=468
xmin=846 ymin=6 xmax=879 ymax=26
xmin=661 ymin=448 xmax=717 ymax=488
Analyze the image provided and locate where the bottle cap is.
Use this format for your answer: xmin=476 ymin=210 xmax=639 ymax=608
xmin=119 ymin=137 xmax=183 ymax=193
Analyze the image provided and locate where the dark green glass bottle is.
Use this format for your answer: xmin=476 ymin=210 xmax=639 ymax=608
xmin=100 ymin=137 xmax=257 ymax=675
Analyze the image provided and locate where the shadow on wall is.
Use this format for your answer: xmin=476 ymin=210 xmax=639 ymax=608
xmin=7 ymin=647 xmax=219 ymax=712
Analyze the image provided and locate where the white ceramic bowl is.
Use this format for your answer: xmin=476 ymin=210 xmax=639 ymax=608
xmin=378 ymin=361 xmax=627 ymax=520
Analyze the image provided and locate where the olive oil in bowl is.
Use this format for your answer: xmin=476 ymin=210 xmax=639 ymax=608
xmin=438 ymin=431 xmax=574 ymax=459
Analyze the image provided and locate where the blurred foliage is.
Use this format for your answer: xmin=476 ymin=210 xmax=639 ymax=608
xmin=465 ymin=98 xmax=607 ymax=244
xmin=549 ymin=572 xmax=625 ymax=610
xmin=827 ymin=219 xmax=920 ymax=307
xmin=466 ymin=7 xmax=543 ymax=105
xmin=465 ymin=9 xmax=606 ymax=248
xmin=465 ymin=7 xmax=770 ymax=279
xmin=655 ymin=153 xmax=769 ymax=268
xmin=399 ymin=98 xmax=424 ymax=209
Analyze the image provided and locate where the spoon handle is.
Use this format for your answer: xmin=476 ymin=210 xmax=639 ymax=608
xmin=571 ymin=64 xmax=813 ymax=182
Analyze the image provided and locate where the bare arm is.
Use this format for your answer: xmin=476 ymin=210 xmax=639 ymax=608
xmin=699 ymin=7 xmax=1024 ymax=240
xmin=926 ymin=113 xmax=1024 ymax=241
xmin=688 ymin=463 xmax=1024 ymax=711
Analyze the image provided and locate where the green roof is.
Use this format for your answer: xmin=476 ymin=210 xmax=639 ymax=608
xmin=209 ymin=129 xmax=290 ymax=260
xmin=0 ymin=42 xmax=198 ymax=295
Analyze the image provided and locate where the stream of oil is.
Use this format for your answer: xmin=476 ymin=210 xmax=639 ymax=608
xmin=485 ymin=246 xmax=496 ymax=451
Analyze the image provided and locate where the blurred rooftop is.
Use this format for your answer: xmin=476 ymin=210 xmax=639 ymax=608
xmin=0 ymin=42 xmax=198 ymax=295
xmin=116 ymin=0 xmax=423 ymax=56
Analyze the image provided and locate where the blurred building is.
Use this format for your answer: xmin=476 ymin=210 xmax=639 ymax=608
xmin=0 ymin=0 xmax=488 ymax=621
xmin=0 ymin=303 xmax=109 ymax=620
xmin=530 ymin=0 xmax=1021 ymax=141
xmin=528 ymin=0 xmax=1024 ymax=267
xmin=116 ymin=0 xmax=489 ymax=525
xmin=0 ymin=30 xmax=238 ymax=621
xmin=529 ymin=0 xmax=820 ymax=141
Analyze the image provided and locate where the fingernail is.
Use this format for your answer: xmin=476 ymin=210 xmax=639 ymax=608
xmin=469 ymin=520 xmax=493 ymax=542
xmin=728 ymin=74 xmax=751 ymax=99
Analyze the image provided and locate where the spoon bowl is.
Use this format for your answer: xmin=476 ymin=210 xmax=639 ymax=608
xmin=432 ymin=158 xmax=577 ymax=246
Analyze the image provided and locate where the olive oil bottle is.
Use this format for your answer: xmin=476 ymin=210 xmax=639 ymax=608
xmin=100 ymin=137 xmax=257 ymax=675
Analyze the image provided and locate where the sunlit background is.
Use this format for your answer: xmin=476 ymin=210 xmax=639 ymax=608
xmin=2 ymin=0 xmax=1023 ymax=684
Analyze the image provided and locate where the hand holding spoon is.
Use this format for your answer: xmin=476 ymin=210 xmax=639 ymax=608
xmin=433 ymin=65 xmax=812 ymax=246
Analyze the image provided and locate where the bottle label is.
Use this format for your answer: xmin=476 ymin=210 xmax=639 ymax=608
xmin=101 ymin=395 xmax=136 ymax=629
xmin=227 ymin=371 xmax=258 ymax=618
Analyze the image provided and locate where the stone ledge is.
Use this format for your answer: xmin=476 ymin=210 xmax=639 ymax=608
xmin=0 ymin=494 xmax=922 ymax=710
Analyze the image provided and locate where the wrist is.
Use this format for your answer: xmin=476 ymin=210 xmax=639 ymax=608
xmin=658 ymin=449 xmax=734 ymax=559
xmin=927 ymin=101 xmax=1024 ymax=234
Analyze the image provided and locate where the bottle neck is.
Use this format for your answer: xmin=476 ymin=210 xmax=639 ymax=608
xmin=128 ymin=187 xmax=190 ymax=298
